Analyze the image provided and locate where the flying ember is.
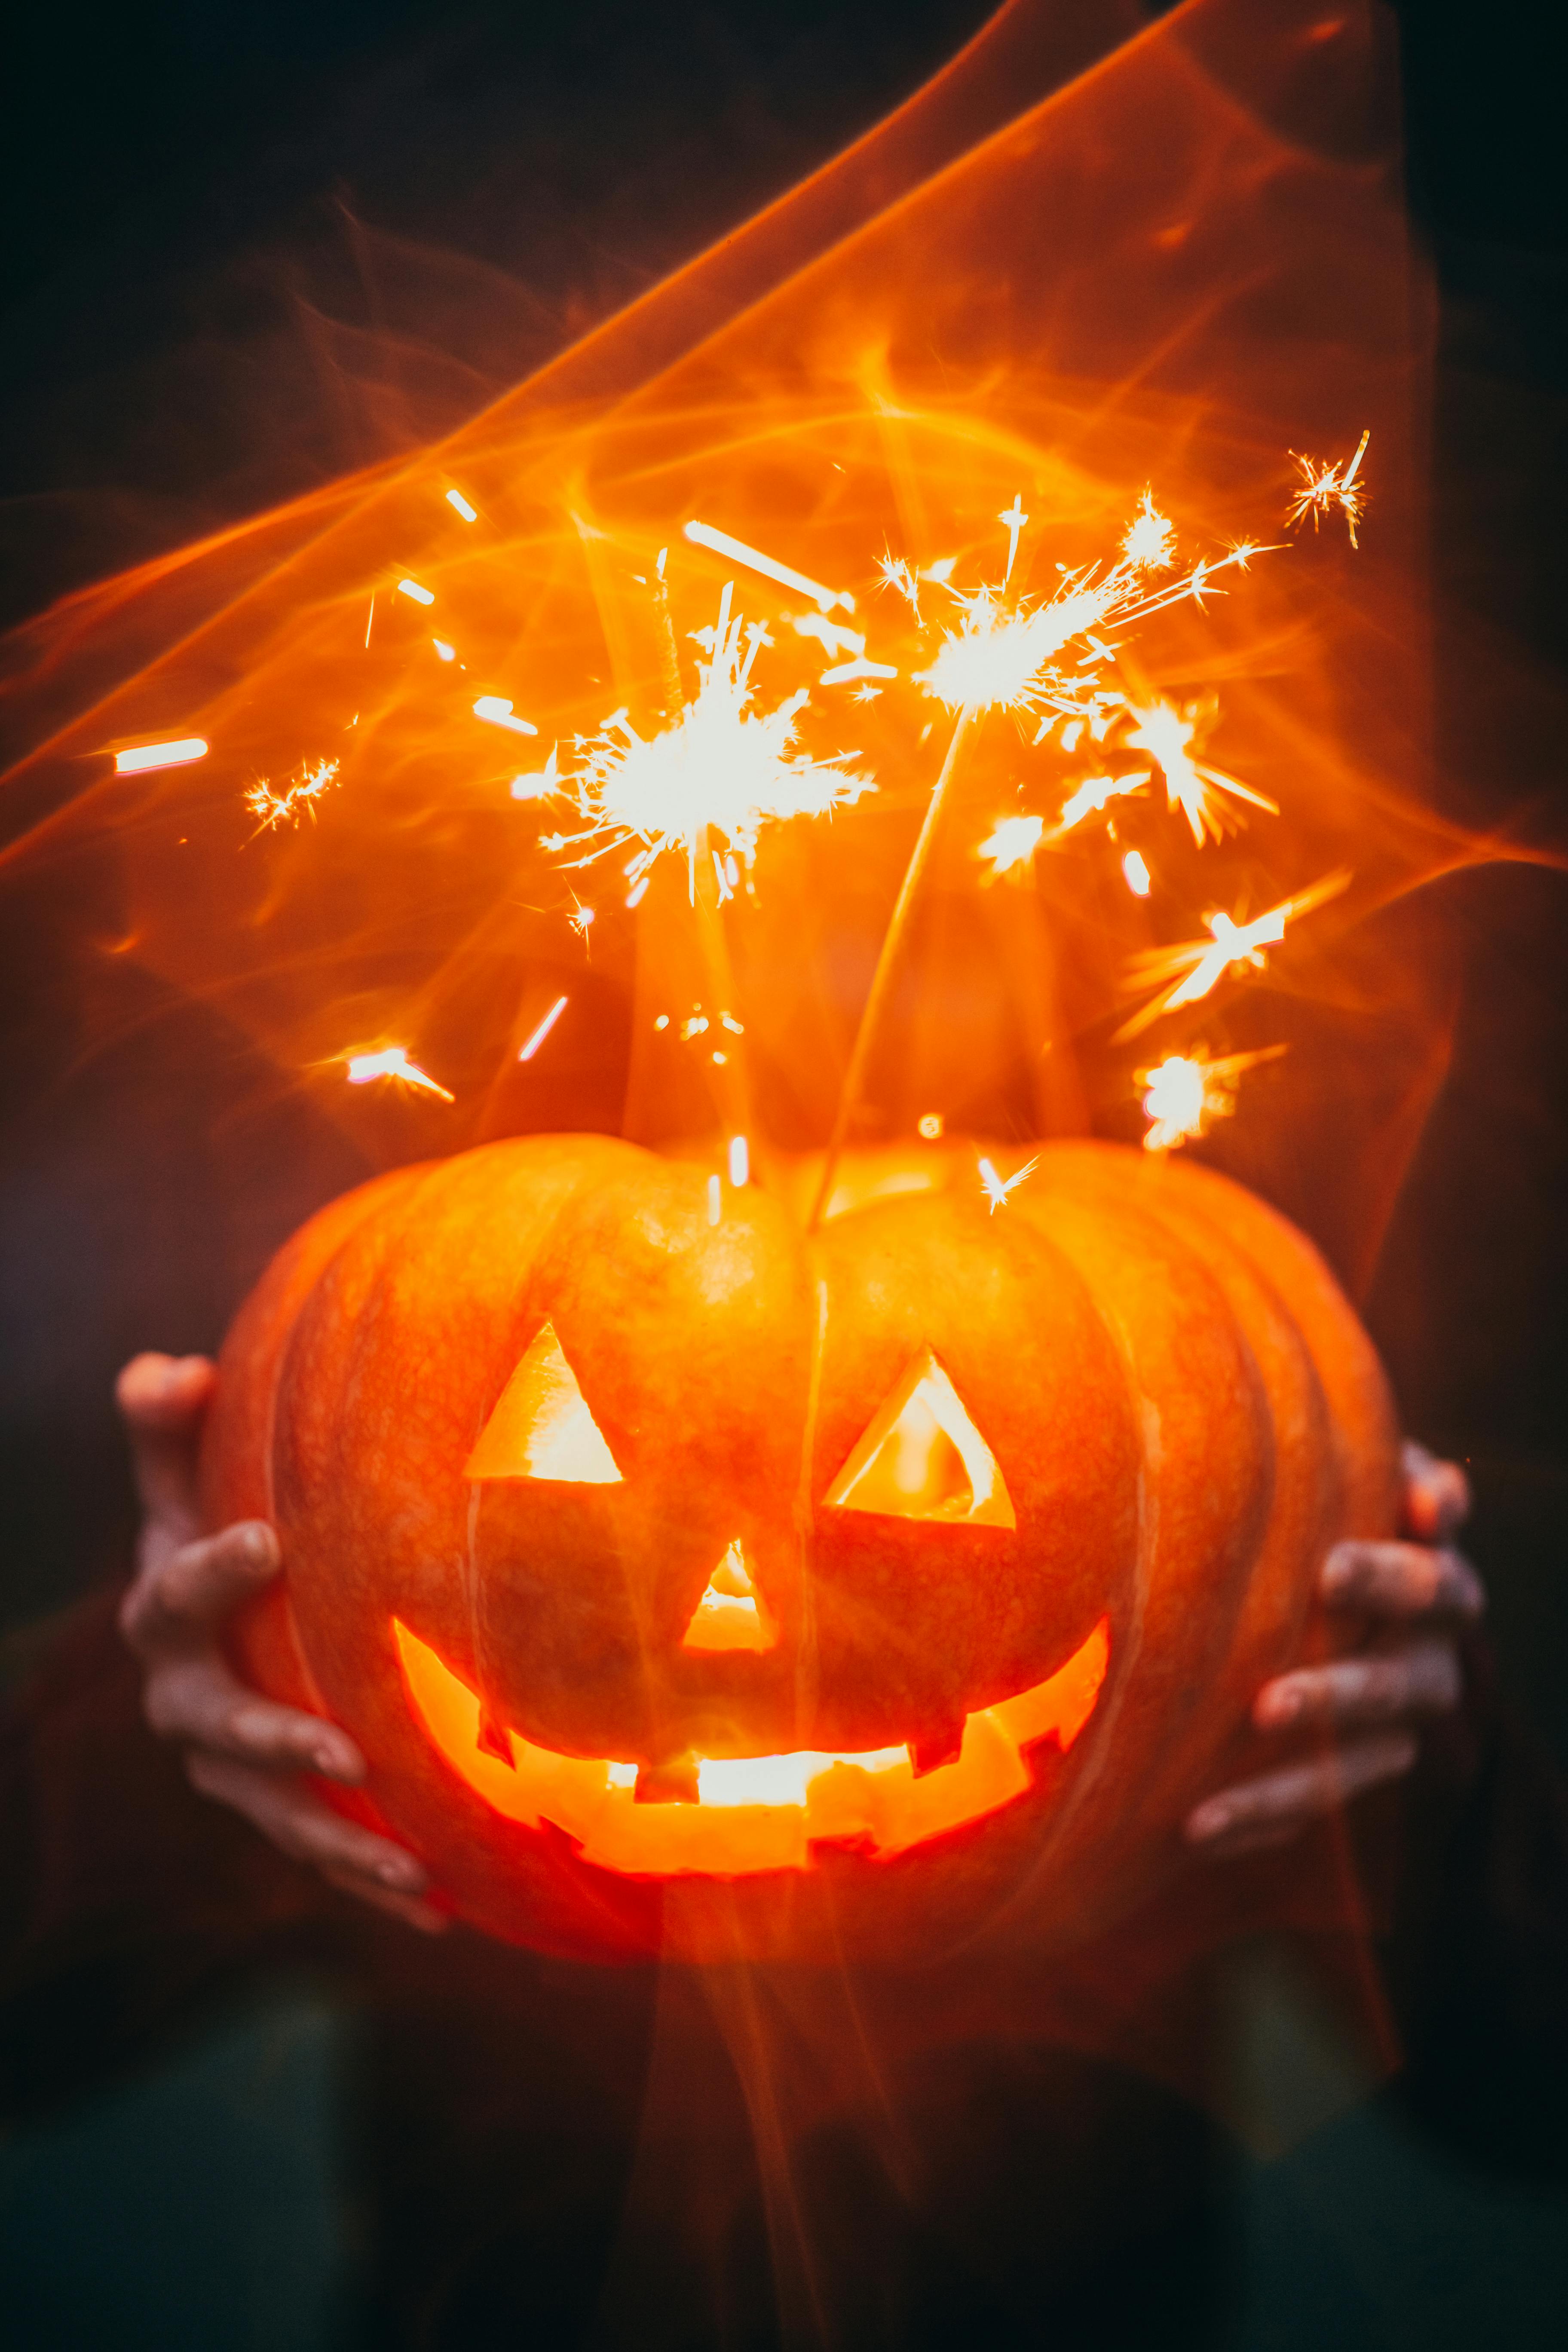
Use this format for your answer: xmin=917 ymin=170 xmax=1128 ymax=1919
xmin=1117 ymin=873 xmax=1351 ymax=1040
xmin=977 ymin=813 xmax=1046 ymax=880
xmin=1121 ymin=695 xmax=1277 ymax=845
xmin=344 ymin=1047 xmax=453 ymax=1100
xmin=1140 ymin=1046 xmax=1289 ymax=1153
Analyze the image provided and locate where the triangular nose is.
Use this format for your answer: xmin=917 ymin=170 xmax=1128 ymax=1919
xmin=683 ymin=1540 xmax=775 ymax=1653
xmin=464 ymin=1321 xmax=623 ymax=1483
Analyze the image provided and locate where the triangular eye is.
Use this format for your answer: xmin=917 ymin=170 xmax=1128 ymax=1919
xmin=683 ymin=1540 xmax=775 ymax=1652
xmin=464 ymin=1322 xmax=623 ymax=1484
xmin=824 ymin=1350 xmax=1016 ymax=1529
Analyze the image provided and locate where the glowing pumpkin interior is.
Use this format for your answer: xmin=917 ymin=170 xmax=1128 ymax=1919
xmin=394 ymin=1613 xmax=1109 ymax=1878
xmin=427 ymin=1316 xmax=1100 ymax=1874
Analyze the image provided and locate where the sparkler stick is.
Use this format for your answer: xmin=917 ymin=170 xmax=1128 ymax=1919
xmin=807 ymin=704 xmax=974 ymax=1231
xmin=692 ymin=826 xmax=756 ymax=1171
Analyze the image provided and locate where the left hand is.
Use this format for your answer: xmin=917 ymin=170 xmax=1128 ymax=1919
xmin=1184 ymin=1441 xmax=1484 ymax=1859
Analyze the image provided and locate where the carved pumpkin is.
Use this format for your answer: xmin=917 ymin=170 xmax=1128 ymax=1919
xmin=201 ymin=1134 xmax=1398 ymax=1964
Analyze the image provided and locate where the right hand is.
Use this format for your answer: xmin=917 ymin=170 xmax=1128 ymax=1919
xmin=115 ymin=1351 xmax=444 ymax=1932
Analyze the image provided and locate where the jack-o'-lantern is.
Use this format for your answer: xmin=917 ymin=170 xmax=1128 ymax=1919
xmin=202 ymin=1129 xmax=1398 ymax=1965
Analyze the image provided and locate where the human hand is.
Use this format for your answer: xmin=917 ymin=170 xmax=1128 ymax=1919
xmin=116 ymin=1351 xmax=444 ymax=1930
xmin=1185 ymin=1440 xmax=1484 ymax=1859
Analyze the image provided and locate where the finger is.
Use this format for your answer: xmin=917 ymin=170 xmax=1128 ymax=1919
xmin=1400 ymin=1441 xmax=1471 ymax=1541
xmin=1321 ymin=1538 xmax=1485 ymax=1620
xmin=140 ymin=1653 xmax=364 ymax=1782
xmin=1186 ymin=1818 xmax=1304 ymax=1860
xmin=116 ymin=1354 xmax=218 ymax=1540
xmin=318 ymin=1862 xmax=449 ymax=1935
xmin=1253 ymin=1635 xmax=1462 ymax=1732
xmin=119 ymin=1520 xmax=280 ymax=1654
xmin=185 ymin=1750 xmax=430 ymax=1894
xmin=1185 ymin=1730 xmax=1418 ymax=1848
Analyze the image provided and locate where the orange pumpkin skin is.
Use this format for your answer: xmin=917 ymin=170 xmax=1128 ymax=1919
xmin=201 ymin=1136 xmax=1399 ymax=1966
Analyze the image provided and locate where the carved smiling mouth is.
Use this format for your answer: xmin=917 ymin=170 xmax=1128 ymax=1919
xmin=393 ymin=1615 xmax=1109 ymax=1878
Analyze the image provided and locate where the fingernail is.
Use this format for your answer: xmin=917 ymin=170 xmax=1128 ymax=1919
xmin=1259 ymin=1683 xmax=1302 ymax=1727
xmin=242 ymin=1525 xmax=274 ymax=1566
xmin=377 ymin=1857 xmax=425 ymax=1892
xmin=1187 ymin=1801 xmax=1231 ymax=1842
xmin=310 ymin=1745 xmax=344 ymax=1777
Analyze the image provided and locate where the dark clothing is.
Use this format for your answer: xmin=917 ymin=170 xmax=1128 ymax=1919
xmin=3 ymin=1593 xmax=1565 ymax=2349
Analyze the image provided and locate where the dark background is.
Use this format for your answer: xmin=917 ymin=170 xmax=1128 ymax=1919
xmin=1 ymin=3 xmax=1566 ymax=2345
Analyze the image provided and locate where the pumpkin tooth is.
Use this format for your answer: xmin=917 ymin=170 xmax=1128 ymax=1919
xmin=910 ymin=1719 xmax=965 ymax=1778
xmin=634 ymin=1756 xmax=701 ymax=1805
xmin=475 ymin=1709 xmax=514 ymax=1767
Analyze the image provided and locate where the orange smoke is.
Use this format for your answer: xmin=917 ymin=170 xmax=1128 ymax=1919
xmin=0 ymin=0 xmax=1550 ymax=1289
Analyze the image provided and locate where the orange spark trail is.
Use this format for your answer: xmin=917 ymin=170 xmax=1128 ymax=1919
xmin=114 ymin=738 xmax=208 ymax=775
xmin=518 ymin=995 xmax=569 ymax=1062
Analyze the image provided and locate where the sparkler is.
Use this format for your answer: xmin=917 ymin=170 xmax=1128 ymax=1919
xmin=915 ymin=497 xmax=1250 ymax=723
xmin=561 ymin=585 xmax=868 ymax=896
xmin=807 ymin=702 xmax=976 ymax=1229
xmin=808 ymin=489 xmax=1256 ymax=1229
xmin=1115 ymin=872 xmax=1350 ymax=1040
xmin=917 ymin=579 xmax=1122 ymax=717
xmin=214 ymin=393 xmax=1347 ymax=1203
xmin=1287 ymin=429 xmax=1370 ymax=547
xmin=1139 ymin=1045 xmax=1288 ymax=1153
